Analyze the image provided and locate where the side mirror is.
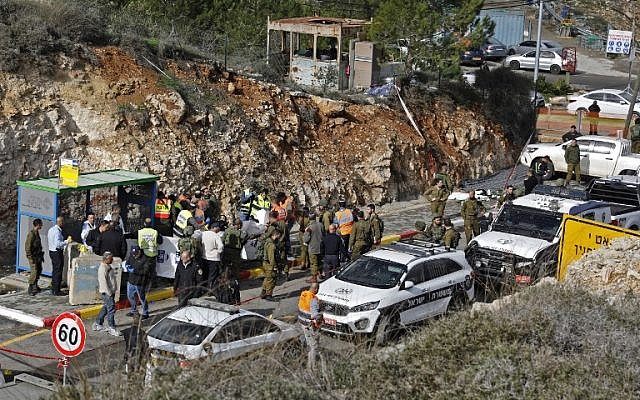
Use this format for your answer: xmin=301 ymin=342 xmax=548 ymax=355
xmin=401 ymin=280 xmax=415 ymax=290
xmin=203 ymin=342 xmax=213 ymax=354
xmin=621 ymin=100 xmax=627 ymax=105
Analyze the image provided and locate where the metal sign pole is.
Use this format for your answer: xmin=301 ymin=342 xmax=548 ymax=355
xmin=62 ymin=357 xmax=68 ymax=386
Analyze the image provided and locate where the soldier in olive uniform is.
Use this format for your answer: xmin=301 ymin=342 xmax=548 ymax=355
xmin=349 ymin=211 xmax=372 ymax=260
xmin=564 ymin=139 xmax=581 ymax=186
xmin=425 ymin=215 xmax=445 ymax=244
xmin=497 ymin=185 xmax=517 ymax=207
xmin=424 ymin=178 xmax=450 ymax=216
xmin=318 ymin=200 xmax=334 ymax=233
xmin=413 ymin=220 xmax=430 ymax=240
xmin=442 ymin=218 xmax=460 ymax=249
xmin=366 ymin=204 xmax=383 ymax=246
xmin=297 ymin=207 xmax=311 ymax=270
xmin=24 ymin=219 xmax=44 ymax=296
xmin=461 ymin=190 xmax=485 ymax=243
xmin=261 ymin=229 xmax=281 ymax=302
xmin=177 ymin=226 xmax=201 ymax=261
xmin=223 ymin=219 xmax=247 ymax=282
xmin=263 ymin=211 xmax=289 ymax=280
xmin=630 ymin=118 xmax=640 ymax=153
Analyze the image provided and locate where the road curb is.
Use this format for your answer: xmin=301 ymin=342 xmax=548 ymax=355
xmin=33 ymin=287 xmax=175 ymax=329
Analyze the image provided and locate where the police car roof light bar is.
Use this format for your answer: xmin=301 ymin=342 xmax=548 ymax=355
xmin=188 ymin=297 xmax=240 ymax=314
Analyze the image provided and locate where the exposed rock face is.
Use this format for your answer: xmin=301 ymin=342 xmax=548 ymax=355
xmin=565 ymin=237 xmax=640 ymax=297
xmin=0 ymin=46 xmax=517 ymax=262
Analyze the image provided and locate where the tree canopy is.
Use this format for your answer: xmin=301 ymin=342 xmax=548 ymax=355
xmin=368 ymin=0 xmax=493 ymax=78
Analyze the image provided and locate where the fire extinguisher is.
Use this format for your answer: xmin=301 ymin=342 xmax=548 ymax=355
xmin=345 ymin=64 xmax=350 ymax=76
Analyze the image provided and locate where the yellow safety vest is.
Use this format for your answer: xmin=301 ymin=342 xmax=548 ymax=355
xmin=175 ymin=210 xmax=193 ymax=230
xmin=138 ymin=227 xmax=159 ymax=257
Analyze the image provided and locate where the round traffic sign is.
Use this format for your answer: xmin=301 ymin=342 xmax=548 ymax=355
xmin=51 ymin=312 xmax=86 ymax=357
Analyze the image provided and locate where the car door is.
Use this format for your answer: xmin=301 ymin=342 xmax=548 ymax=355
xmin=539 ymin=51 xmax=555 ymax=71
xmin=602 ymin=93 xmax=627 ymax=117
xmin=423 ymin=258 xmax=465 ymax=317
xmin=587 ymin=141 xmax=617 ymax=177
xmin=520 ymin=51 xmax=536 ymax=69
xmin=209 ymin=316 xmax=281 ymax=362
xmin=574 ymin=139 xmax=594 ymax=175
xmin=398 ymin=263 xmax=431 ymax=324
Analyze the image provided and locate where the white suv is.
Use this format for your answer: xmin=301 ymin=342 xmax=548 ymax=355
xmin=317 ymin=239 xmax=475 ymax=345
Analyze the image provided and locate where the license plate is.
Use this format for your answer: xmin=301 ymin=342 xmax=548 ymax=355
xmin=515 ymin=275 xmax=531 ymax=284
xmin=472 ymin=57 xmax=481 ymax=61
xmin=324 ymin=318 xmax=336 ymax=326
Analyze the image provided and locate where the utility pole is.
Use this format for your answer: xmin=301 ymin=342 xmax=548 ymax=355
xmin=623 ymin=10 xmax=638 ymax=137
xmin=532 ymin=0 xmax=544 ymax=84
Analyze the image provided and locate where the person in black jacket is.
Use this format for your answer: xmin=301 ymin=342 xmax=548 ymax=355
xmin=126 ymin=246 xmax=151 ymax=319
xmin=322 ymin=224 xmax=342 ymax=277
xmin=524 ymin=168 xmax=538 ymax=195
xmin=95 ymin=222 xmax=127 ymax=259
xmin=174 ymin=250 xmax=205 ymax=307
xmin=85 ymin=220 xmax=109 ymax=252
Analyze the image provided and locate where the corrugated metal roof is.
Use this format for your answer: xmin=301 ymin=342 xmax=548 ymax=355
xmin=16 ymin=169 xmax=158 ymax=193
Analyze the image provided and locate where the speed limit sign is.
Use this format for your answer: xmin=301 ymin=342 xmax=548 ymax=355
xmin=51 ymin=312 xmax=86 ymax=357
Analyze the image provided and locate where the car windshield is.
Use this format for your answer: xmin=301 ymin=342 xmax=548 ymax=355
xmin=335 ymin=256 xmax=406 ymax=289
xmin=148 ymin=318 xmax=214 ymax=346
xmin=492 ymin=204 xmax=562 ymax=242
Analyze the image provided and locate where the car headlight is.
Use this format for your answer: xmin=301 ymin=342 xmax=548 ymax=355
xmin=526 ymin=147 xmax=538 ymax=153
xmin=350 ymin=301 xmax=380 ymax=313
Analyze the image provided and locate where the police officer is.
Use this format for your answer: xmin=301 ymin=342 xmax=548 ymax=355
xmin=298 ymin=282 xmax=322 ymax=370
xmin=631 ymin=118 xmax=640 ymax=153
xmin=460 ymin=190 xmax=484 ymax=243
xmin=137 ymin=218 xmax=163 ymax=276
xmin=349 ymin=211 xmax=372 ymax=261
xmin=173 ymin=202 xmax=198 ymax=237
xmin=442 ymin=218 xmax=460 ymax=249
xmin=425 ymin=215 xmax=445 ymax=244
xmin=425 ymin=178 xmax=450 ymax=216
xmin=173 ymin=250 xmax=205 ymax=308
xmin=25 ymin=219 xmax=44 ymax=296
xmin=223 ymin=219 xmax=247 ymax=286
xmin=261 ymin=228 xmax=281 ymax=301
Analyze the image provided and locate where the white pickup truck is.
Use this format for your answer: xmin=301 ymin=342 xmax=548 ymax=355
xmin=520 ymin=136 xmax=640 ymax=178
xmin=588 ymin=175 xmax=640 ymax=230
xmin=465 ymin=185 xmax=640 ymax=290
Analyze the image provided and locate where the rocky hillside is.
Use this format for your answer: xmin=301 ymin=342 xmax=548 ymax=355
xmin=0 ymin=46 xmax=517 ymax=261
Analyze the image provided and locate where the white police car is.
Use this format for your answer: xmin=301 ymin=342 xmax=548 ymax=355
xmin=317 ymin=239 xmax=474 ymax=345
xmin=145 ymin=298 xmax=300 ymax=379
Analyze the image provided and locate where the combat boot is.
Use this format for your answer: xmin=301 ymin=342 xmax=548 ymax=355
xmin=28 ymin=284 xmax=36 ymax=296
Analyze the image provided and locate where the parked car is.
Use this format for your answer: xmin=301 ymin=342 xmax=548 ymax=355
xmin=505 ymin=50 xmax=565 ymax=74
xmin=145 ymin=298 xmax=300 ymax=379
xmin=587 ymin=175 xmax=640 ymax=230
xmin=460 ymin=48 xmax=485 ymax=66
xmin=481 ymin=37 xmax=508 ymax=60
xmin=520 ymin=136 xmax=640 ymax=178
xmin=566 ymin=89 xmax=640 ymax=119
xmin=507 ymin=40 xmax=563 ymax=55
xmin=317 ymin=239 xmax=475 ymax=345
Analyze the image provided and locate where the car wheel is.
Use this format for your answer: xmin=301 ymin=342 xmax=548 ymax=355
xmin=374 ymin=312 xmax=400 ymax=346
xmin=446 ymin=292 xmax=469 ymax=314
xmin=509 ymin=60 xmax=520 ymax=70
xmin=550 ymin=64 xmax=561 ymax=74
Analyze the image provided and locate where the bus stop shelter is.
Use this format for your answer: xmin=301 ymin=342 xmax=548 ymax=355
xmin=15 ymin=169 xmax=159 ymax=276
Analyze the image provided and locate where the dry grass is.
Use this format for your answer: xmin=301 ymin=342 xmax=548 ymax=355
xmin=52 ymin=284 xmax=640 ymax=400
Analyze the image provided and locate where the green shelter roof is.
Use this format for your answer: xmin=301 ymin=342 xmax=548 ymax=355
xmin=16 ymin=169 xmax=159 ymax=193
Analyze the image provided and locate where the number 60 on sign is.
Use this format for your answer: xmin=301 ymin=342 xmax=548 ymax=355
xmin=51 ymin=312 xmax=86 ymax=357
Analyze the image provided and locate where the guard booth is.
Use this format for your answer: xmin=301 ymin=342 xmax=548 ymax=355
xmin=15 ymin=169 xmax=158 ymax=276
